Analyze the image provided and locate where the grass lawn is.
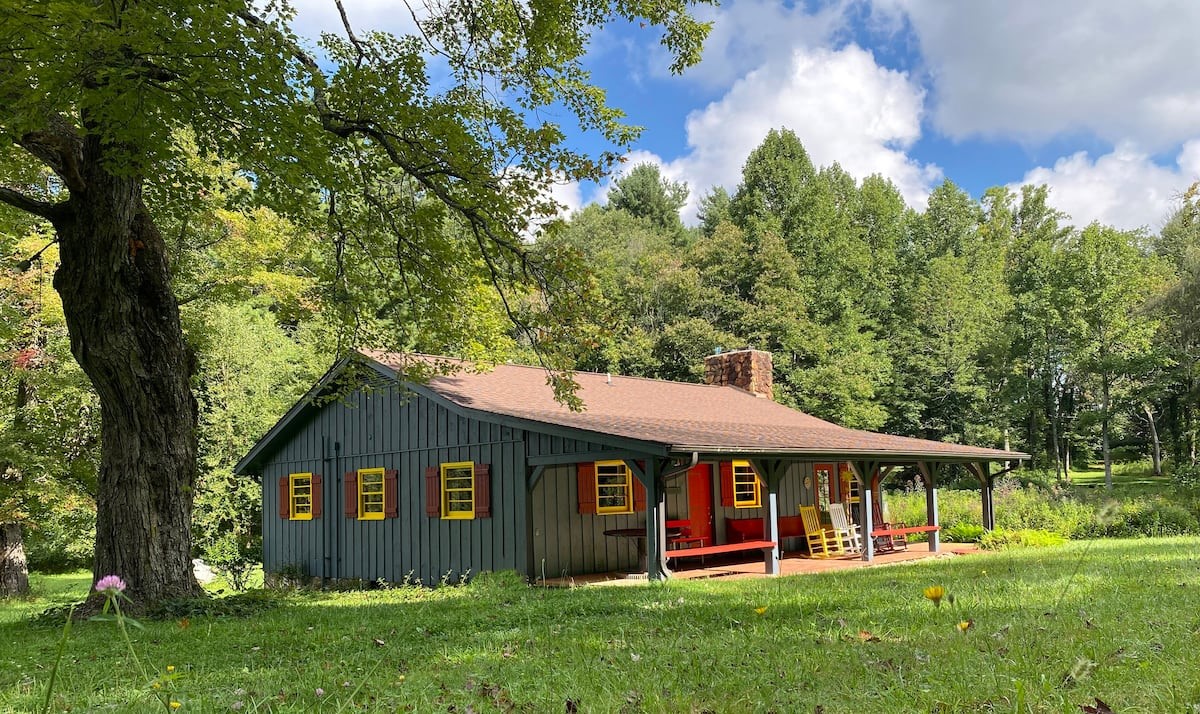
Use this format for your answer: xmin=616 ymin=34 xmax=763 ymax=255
xmin=1066 ymin=462 xmax=1170 ymax=495
xmin=4 ymin=538 xmax=1200 ymax=713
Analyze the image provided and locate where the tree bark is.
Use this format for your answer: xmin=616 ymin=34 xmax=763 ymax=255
xmin=1144 ymin=403 xmax=1162 ymax=477
xmin=0 ymin=522 xmax=29 ymax=597
xmin=1 ymin=374 xmax=31 ymax=597
xmin=1102 ymin=374 xmax=1113 ymax=491
xmin=49 ymin=135 xmax=202 ymax=608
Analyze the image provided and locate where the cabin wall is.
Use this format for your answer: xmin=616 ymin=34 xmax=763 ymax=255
xmin=260 ymin=385 xmax=525 ymax=585
xmin=530 ymin=461 xmax=827 ymax=577
xmin=711 ymin=462 xmax=812 ymax=550
xmin=530 ymin=465 xmax=689 ymax=579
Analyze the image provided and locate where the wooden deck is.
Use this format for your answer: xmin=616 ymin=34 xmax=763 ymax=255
xmin=539 ymin=544 xmax=980 ymax=587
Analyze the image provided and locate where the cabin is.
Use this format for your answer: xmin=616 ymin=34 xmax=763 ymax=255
xmin=235 ymin=349 xmax=1026 ymax=585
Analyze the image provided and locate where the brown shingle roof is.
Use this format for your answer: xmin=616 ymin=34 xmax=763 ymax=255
xmin=361 ymin=350 xmax=1024 ymax=461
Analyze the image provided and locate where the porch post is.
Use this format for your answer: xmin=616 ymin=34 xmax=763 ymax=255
xmin=980 ymin=461 xmax=995 ymax=531
xmin=642 ymin=458 xmax=667 ymax=580
xmin=852 ymin=461 xmax=876 ymax=562
xmin=918 ymin=461 xmax=940 ymax=553
xmin=752 ymin=459 xmax=782 ymax=576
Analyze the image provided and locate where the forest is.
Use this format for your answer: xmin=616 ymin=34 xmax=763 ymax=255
xmin=2 ymin=125 xmax=1198 ymax=585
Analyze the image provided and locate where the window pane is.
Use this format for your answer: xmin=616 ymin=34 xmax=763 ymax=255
xmin=290 ymin=474 xmax=313 ymax=519
xmin=595 ymin=462 xmax=630 ymax=513
xmin=360 ymin=470 xmax=385 ymax=516
xmin=442 ymin=464 xmax=475 ymax=516
xmin=733 ymin=462 xmax=760 ymax=507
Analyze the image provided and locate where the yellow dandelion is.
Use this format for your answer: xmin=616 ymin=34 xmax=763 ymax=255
xmin=152 ymin=683 xmax=162 ymax=690
xmin=754 ymin=606 xmax=768 ymax=615
xmin=170 ymin=702 xmax=181 ymax=710
xmin=957 ymin=619 xmax=974 ymax=633
xmin=166 ymin=665 xmax=175 ymax=673
xmin=923 ymin=585 xmax=946 ymax=607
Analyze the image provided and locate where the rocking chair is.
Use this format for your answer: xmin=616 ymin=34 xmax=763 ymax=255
xmin=799 ymin=505 xmax=843 ymax=558
xmin=871 ymin=500 xmax=908 ymax=553
xmin=827 ymin=503 xmax=862 ymax=554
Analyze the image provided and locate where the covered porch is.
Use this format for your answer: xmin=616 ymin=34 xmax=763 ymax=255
xmin=527 ymin=450 xmax=1019 ymax=582
xmin=541 ymin=541 xmax=982 ymax=587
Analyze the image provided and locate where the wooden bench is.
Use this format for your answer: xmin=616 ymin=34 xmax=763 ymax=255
xmin=870 ymin=524 xmax=940 ymax=552
xmin=666 ymin=519 xmax=707 ymax=549
xmin=665 ymin=539 xmax=776 ymax=561
xmin=725 ymin=515 xmax=806 ymax=543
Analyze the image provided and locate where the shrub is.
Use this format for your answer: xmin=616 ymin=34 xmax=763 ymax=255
xmin=202 ymin=532 xmax=262 ymax=591
xmin=885 ymin=479 xmax=1200 ymax=542
xmin=1172 ymin=463 xmax=1200 ymax=491
xmin=980 ymin=528 xmax=1065 ymax=550
xmin=943 ymin=522 xmax=985 ymax=543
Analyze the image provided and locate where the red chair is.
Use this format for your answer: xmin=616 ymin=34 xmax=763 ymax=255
xmin=666 ymin=519 xmax=706 ymax=549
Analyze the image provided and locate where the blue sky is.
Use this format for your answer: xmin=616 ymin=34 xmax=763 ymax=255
xmin=293 ymin=0 xmax=1200 ymax=232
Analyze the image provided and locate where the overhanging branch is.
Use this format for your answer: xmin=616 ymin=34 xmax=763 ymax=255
xmin=0 ymin=185 xmax=69 ymax=220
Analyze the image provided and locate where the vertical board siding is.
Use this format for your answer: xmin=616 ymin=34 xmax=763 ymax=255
xmin=529 ymin=464 xmax=688 ymax=579
xmin=259 ymin=383 xmax=524 ymax=585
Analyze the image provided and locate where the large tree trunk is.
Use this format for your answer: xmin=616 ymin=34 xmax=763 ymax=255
xmin=50 ymin=136 xmax=202 ymax=608
xmin=0 ymin=522 xmax=29 ymax=597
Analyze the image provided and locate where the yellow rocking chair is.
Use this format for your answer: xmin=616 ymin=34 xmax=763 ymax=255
xmin=799 ymin=505 xmax=843 ymax=558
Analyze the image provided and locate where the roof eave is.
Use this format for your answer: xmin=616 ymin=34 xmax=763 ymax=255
xmin=670 ymin=445 xmax=1029 ymax=462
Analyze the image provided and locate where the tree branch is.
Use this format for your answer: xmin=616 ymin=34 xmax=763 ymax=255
xmin=0 ymin=185 xmax=69 ymax=220
xmin=16 ymin=114 xmax=86 ymax=194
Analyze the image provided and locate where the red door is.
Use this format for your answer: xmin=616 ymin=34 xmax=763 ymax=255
xmin=687 ymin=464 xmax=714 ymax=545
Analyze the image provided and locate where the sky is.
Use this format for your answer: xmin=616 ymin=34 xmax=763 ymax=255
xmin=290 ymin=0 xmax=1200 ymax=232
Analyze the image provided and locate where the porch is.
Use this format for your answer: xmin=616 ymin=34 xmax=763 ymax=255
xmin=539 ymin=542 xmax=981 ymax=587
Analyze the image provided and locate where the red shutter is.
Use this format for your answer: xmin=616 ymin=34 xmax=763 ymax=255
xmin=425 ymin=466 xmax=440 ymax=517
xmin=632 ymin=476 xmax=647 ymax=512
xmin=577 ymin=462 xmax=597 ymax=514
xmin=384 ymin=469 xmax=399 ymax=518
xmin=628 ymin=460 xmax=648 ymax=511
xmin=720 ymin=461 xmax=735 ymax=507
xmin=278 ymin=477 xmax=290 ymax=519
xmin=474 ymin=463 xmax=491 ymax=518
xmin=344 ymin=471 xmax=357 ymax=518
xmin=311 ymin=474 xmax=323 ymax=518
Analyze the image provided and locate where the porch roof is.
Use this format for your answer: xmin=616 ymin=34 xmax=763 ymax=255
xmin=362 ymin=351 xmax=1026 ymax=462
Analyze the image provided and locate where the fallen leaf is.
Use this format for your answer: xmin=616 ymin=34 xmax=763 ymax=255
xmin=1079 ymin=697 xmax=1114 ymax=714
xmin=373 ymin=638 xmax=386 ymax=647
xmin=858 ymin=630 xmax=880 ymax=643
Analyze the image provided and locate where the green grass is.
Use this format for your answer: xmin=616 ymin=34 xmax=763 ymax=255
xmin=1068 ymin=461 xmax=1171 ymax=495
xmin=4 ymin=539 xmax=1200 ymax=712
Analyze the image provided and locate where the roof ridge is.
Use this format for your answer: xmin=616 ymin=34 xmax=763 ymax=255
xmin=359 ymin=348 xmax=728 ymax=389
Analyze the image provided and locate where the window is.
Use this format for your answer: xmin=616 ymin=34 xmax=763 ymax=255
xmin=839 ymin=464 xmax=861 ymax=504
xmin=441 ymin=461 xmax=475 ymax=519
xmin=814 ymin=463 xmax=834 ymax=512
xmin=289 ymin=473 xmax=313 ymax=520
xmin=358 ymin=467 xmax=385 ymax=520
xmin=731 ymin=460 xmax=761 ymax=508
xmin=595 ymin=460 xmax=633 ymax=514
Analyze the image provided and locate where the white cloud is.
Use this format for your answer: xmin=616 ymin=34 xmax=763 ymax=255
xmin=1012 ymin=142 xmax=1200 ymax=231
xmin=891 ymin=1 xmax=1200 ymax=148
xmin=651 ymin=0 xmax=851 ymax=89
xmin=646 ymin=45 xmax=941 ymax=222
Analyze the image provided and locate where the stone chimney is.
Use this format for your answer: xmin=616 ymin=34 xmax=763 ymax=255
xmin=703 ymin=348 xmax=774 ymax=400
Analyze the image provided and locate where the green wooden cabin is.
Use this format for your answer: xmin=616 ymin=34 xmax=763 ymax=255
xmin=236 ymin=349 xmax=1025 ymax=585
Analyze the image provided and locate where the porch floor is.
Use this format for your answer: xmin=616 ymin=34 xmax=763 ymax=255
xmin=539 ymin=544 xmax=980 ymax=587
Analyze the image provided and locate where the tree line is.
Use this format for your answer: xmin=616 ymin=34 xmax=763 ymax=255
xmin=545 ymin=129 xmax=1196 ymax=490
